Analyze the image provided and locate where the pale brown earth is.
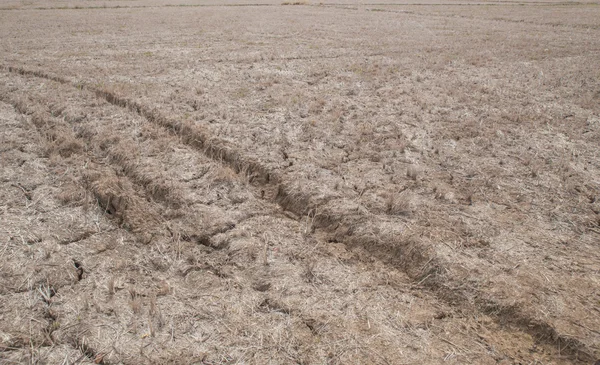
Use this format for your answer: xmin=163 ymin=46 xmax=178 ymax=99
xmin=0 ymin=1 xmax=599 ymax=364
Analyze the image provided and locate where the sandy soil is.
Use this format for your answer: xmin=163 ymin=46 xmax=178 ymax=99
xmin=1 ymin=1 xmax=599 ymax=364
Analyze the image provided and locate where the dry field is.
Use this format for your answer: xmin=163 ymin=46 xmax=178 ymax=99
xmin=1 ymin=0 xmax=599 ymax=364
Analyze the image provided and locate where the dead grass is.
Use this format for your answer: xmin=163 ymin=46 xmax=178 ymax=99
xmin=384 ymin=191 xmax=413 ymax=216
xmin=1 ymin=2 xmax=599 ymax=363
xmin=406 ymin=165 xmax=419 ymax=181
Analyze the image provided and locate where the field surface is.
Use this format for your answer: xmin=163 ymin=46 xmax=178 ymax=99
xmin=1 ymin=0 xmax=599 ymax=364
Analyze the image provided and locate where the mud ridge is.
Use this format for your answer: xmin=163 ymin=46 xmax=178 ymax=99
xmin=77 ymin=122 xmax=185 ymax=209
xmin=1 ymin=72 xmax=273 ymax=251
xmin=0 ymin=89 xmax=163 ymax=244
xmin=69 ymin=337 xmax=110 ymax=365
xmin=88 ymin=83 xmax=600 ymax=362
xmin=2 ymin=65 xmax=596 ymax=363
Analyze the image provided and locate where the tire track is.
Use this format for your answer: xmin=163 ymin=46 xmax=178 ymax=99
xmin=0 ymin=75 xmax=257 ymax=364
xmin=0 ymin=72 xmax=279 ymax=250
xmin=0 ymin=99 xmax=129 ymax=364
xmin=0 ymin=92 xmax=164 ymax=242
xmin=0 ymin=76 xmax=510 ymax=365
xmin=1 ymin=65 xmax=596 ymax=363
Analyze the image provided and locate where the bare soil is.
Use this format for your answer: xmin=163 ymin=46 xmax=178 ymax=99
xmin=1 ymin=1 xmax=599 ymax=364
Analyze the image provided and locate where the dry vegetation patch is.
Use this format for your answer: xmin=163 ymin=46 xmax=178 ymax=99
xmin=1 ymin=1 xmax=600 ymax=363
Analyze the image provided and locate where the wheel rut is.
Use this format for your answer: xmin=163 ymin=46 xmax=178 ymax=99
xmin=0 ymin=93 xmax=519 ymax=364
xmin=0 ymin=66 xmax=595 ymax=364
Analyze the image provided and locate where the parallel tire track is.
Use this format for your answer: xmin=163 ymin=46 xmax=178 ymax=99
xmin=2 ymin=65 xmax=596 ymax=363
xmin=0 ymin=91 xmax=164 ymax=242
